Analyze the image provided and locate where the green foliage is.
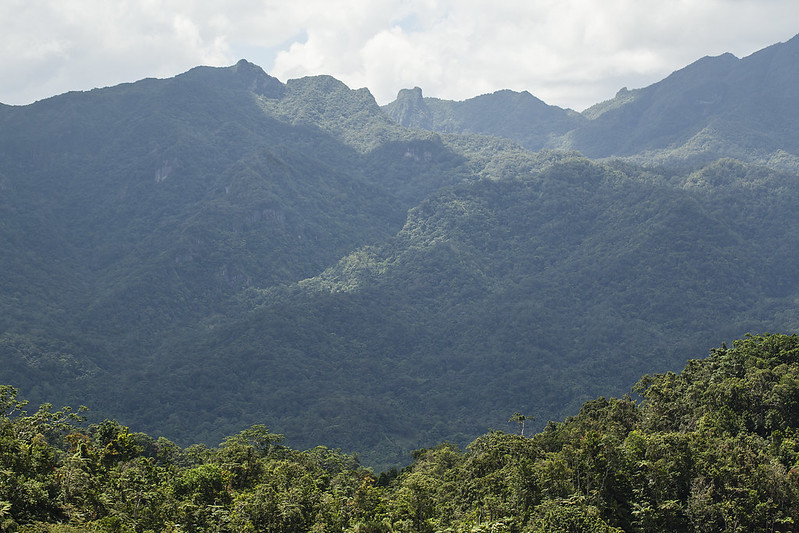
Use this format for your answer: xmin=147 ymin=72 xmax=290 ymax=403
xmin=529 ymin=499 xmax=622 ymax=533
xmin=3 ymin=334 xmax=799 ymax=531
xmin=10 ymin=145 xmax=799 ymax=470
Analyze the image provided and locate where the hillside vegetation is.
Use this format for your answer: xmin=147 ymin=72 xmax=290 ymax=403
xmin=2 ymin=334 xmax=799 ymax=532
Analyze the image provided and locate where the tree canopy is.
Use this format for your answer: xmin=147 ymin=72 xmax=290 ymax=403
xmin=2 ymin=334 xmax=798 ymax=532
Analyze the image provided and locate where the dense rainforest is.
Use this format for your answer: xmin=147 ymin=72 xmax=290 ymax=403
xmin=2 ymin=334 xmax=799 ymax=532
xmin=2 ymin=34 xmax=799 ymax=473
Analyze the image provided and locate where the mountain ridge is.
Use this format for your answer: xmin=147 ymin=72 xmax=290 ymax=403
xmin=383 ymin=32 xmax=799 ymax=170
xmin=2 ymin=36 xmax=799 ymax=469
xmin=382 ymin=86 xmax=584 ymax=152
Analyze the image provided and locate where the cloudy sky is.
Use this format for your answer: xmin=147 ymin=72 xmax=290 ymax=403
xmin=2 ymin=1 xmax=797 ymax=111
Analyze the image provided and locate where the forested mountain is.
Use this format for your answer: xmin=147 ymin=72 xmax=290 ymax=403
xmin=206 ymin=154 xmax=799 ymax=467
xmin=0 ymin=60 xmax=467 ymax=465
xmin=569 ymin=33 xmax=799 ymax=168
xmin=386 ymin=33 xmax=799 ymax=171
xmin=2 ymin=36 xmax=799 ymax=470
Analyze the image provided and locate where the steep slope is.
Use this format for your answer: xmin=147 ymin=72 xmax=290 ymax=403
xmin=568 ymin=33 xmax=799 ymax=168
xmin=0 ymin=61 xmax=468 ymax=419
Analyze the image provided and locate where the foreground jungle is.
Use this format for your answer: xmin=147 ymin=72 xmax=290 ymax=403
xmin=2 ymin=334 xmax=799 ymax=531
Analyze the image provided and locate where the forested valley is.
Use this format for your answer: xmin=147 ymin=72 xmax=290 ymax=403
xmin=2 ymin=33 xmax=799 ymax=531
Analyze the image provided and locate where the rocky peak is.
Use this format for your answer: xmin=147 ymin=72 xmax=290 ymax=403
xmin=230 ymin=59 xmax=285 ymax=99
xmin=383 ymin=86 xmax=432 ymax=129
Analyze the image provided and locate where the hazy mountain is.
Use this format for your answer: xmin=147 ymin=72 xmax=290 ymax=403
xmin=384 ymin=34 xmax=799 ymax=171
xmin=383 ymin=86 xmax=584 ymax=151
xmin=569 ymin=33 xmax=799 ymax=168
xmin=2 ymin=37 xmax=799 ymax=469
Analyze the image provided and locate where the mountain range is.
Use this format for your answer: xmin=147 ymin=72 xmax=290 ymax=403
xmin=384 ymin=33 xmax=799 ymax=170
xmin=1 ymin=35 xmax=799 ymax=469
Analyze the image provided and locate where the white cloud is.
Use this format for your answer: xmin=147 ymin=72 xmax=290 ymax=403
xmin=265 ymin=0 xmax=799 ymax=109
xmin=0 ymin=0 xmax=797 ymax=110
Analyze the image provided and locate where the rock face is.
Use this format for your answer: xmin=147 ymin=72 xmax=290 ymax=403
xmin=383 ymin=87 xmax=432 ymax=129
xmin=383 ymin=86 xmax=584 ymax=151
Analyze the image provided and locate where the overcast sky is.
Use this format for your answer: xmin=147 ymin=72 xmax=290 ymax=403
xmin=2 ymin=1 xmax=797 ymax=111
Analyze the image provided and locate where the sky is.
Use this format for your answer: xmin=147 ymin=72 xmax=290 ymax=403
xmin=2 ymin=1 xmax=798 ymax=111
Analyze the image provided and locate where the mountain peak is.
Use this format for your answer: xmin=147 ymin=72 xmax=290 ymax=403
xmin=178 ymin=60 xmax=284 ymax=98
xmin=383 ymin=86 xmax=432 ymax=128
xmin=396 ymin=86 xmax=424 ymax=101
xmin=229 ymin=59 xmax=284 ymax=98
